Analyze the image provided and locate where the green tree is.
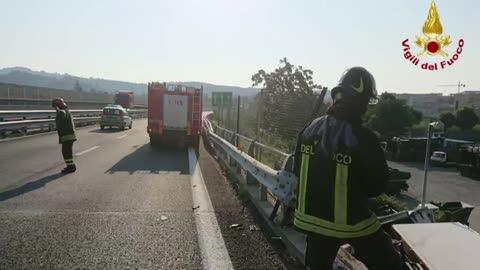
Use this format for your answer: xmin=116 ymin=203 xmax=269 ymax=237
xmin=409 ymin=107 xmax=423 ymax=125
xmin=455 ymin=107 xmax=479 ymax=131
xmin=439 ymin=112 xmax=455 ymax=130
xmin=251 ymin=58 xmax=324 ymax=148
xmin=366 ymin=92 xmax=421 ymax=138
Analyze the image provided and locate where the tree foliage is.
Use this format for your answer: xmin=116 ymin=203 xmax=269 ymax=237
xmin=366 ymin=93 xmax=423 ymax=137
xmin=455 ymin=107 xmax=479 ymax=131
xmin=251 ymin=58 xmax=325 ymax=147
xmin=409 ymin=107 xmax=423 ymax=125
xmin=439 ymin=112 xmax=455 ymax=130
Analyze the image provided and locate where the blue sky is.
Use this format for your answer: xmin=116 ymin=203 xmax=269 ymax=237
xmin=1 ymin=0 xmax=478 ymax=94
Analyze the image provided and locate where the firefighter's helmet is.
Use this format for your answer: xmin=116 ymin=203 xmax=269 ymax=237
xmin=52 ymin=97 xmax=67 ymax=108
xmin=331 ymin=67 xmax=378 ymax=105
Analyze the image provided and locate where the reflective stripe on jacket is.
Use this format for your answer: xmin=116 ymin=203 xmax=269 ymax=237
xmin=293 ymin=115 xmax=388 ymax=238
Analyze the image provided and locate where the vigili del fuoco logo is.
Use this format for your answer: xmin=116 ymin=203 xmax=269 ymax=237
xmin=402 ymin=1 xmax=464 ymax=71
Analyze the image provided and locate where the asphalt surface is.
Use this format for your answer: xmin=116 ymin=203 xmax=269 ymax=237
xmin=389 ymin=161 xmax=480 ymax=232
xmin=0 ymin=120 xmax=201 ymax=269
xmin=0 ymin=120 xmax=287 ymax=269
xmin=388 ymin=161 xmax=480 ymax=207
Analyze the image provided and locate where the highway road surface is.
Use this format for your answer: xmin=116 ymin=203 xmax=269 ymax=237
xmin=388 ymin=161 xmax=480 ymax=207
xmin=0 ymin=120 xmax=286 ymax=270
xmin=389 ymin=161 xmax=480 ymax=232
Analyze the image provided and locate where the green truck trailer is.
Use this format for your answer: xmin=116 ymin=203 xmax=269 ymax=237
xmin=457 ymin=145 xmax=480 ymax=179
xmin=386 ymin=137 xmax=443 ymax=162
xmin=386 ymin=137 xmax=473 ymax=164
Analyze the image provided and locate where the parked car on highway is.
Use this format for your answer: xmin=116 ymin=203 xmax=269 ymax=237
xmin=100 ymin=106 xmax=132 ymax=131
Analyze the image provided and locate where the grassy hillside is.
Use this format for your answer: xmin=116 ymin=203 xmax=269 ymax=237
xmin=0 ymin=67 xmax=259 ymax=97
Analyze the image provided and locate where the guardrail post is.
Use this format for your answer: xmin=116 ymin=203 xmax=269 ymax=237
xmin=246 ymin=141 xmax=258 ymax=185
xmin=229 ymin=153 xmax=236 ymax=167
xmin=280 ymin=203 xmax=294 ymax=227
xmin=258 ymin=147 xmax=263 ymax=162
xmin=282 ymin=154 xmax=295 ymax=173
xmin=236 ymin=161 xmax=242 ymax=174
xmin=260 ymin=185 xmax=267 ymax=201
xmin=230 ymin=132 xmax=236 ymax=145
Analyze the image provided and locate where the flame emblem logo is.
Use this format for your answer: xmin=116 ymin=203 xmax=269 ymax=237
xmin=401 ymin=0 xmax=464 ymax=71
xmin=415 ymin=1 xmax=452 ymax=57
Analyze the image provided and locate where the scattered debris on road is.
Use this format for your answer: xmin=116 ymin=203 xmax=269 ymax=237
xmin=249 ymin=225 xmax=261 ymax=231
xmin=192 ymin=206 xmax=200 ymax=210
xmin=229 ymin=223 xmax=242 ymax=229
xmin=161 ymin=215 xmax=168 ymax=221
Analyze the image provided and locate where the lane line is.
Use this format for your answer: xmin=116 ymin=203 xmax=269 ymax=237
xmin=117 ymin=134 xmax=128 ymax=139
xmin=75 ymin=146 xmax=100 ymax=156
xmin=188 ymin=147 xmax=234 ymax=270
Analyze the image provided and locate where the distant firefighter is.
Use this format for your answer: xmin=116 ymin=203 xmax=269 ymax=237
xmin=52 ymin=98 xmax=77 ymax=174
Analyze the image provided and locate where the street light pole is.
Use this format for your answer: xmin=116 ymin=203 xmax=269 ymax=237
xmin=421 ymin=125 xmax=433 ymax=208
xmin=421 ymin=121 xmax=444 ymax=208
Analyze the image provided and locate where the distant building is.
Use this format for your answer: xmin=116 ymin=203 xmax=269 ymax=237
xmin=393 ymin=91 xmax=480 ymax=117
xmin=454 ymin=91 xmax=480 ymax=116
xmin=393 ymin=93 xmax=454 ymax=116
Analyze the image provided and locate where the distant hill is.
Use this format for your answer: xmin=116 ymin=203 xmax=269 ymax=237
xmin=0 ymin=67 xmax=259 ymax=97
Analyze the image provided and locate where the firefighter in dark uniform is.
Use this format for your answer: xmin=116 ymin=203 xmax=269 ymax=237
xmin=293 ymin=67 xmax=402 ymax=270
xmin=52 ymin=98 xmax=77 ymax=174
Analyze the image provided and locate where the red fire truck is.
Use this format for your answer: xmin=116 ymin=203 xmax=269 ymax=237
xmin=114 ymin=91 xmax=135 ymax=109
xmin=147 ymin=82 xmax=202 ymax=148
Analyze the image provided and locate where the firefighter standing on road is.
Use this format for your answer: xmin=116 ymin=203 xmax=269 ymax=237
xmin=293 ymin=67 xmax=402 ymax=269
xmin=52 ymin=98 xmax=77 ymax=174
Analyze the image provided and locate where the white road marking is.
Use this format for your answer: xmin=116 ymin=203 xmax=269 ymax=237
xmin=117 ymin=134 xmax=128 ymax=139
xmin=188 ymin=147 xmax=234 ymax=270
xmin=75 ymin=146 xmax=100 ymax=156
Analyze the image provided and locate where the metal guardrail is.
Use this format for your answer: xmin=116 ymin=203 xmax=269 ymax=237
xmin=202 ymin=114 xmax=298 ymax=224
xmin=0 ymin=109 xmax=146 ymax=120
xmin=213 ymin=125 xmax=290 ymax=159
xmin=0 ymin=109 xmax=147 ymax=136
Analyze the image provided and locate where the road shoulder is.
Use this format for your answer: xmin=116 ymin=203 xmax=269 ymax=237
xmin=197 ymin=139 xmax=287 ymax=270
